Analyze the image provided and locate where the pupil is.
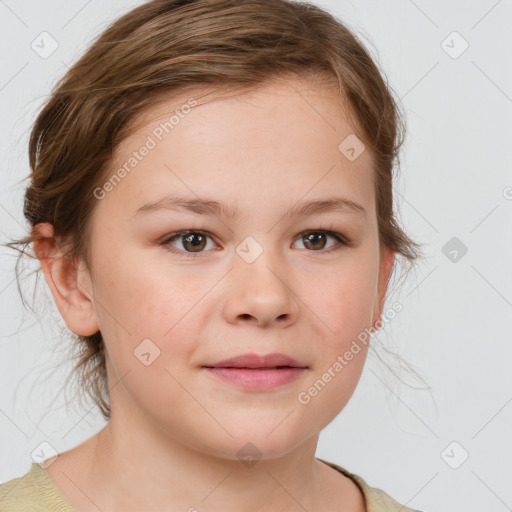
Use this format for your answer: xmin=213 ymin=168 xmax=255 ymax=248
xmin=184 ymin=233 xmax=205 ymax=252
xmin=304 ymin=233 xmax=325 ymax=250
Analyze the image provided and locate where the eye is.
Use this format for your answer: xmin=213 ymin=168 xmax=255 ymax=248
xmin=160 ymin=229 xmax=351 ymax=257
xmin=160 ymin=230 xmax=218 ymax=256
xmin=292 ymin=230 xmax=350 ymax=253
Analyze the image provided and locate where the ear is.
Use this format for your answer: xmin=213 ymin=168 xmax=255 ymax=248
xmin=372 ymin=245 xmax=396 ymax=328
xmin=33 ymin=222 xmax=99 ymax=336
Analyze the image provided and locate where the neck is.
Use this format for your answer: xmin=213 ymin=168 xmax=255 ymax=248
xmin=52 ymin=405 xmax=331 ymax=511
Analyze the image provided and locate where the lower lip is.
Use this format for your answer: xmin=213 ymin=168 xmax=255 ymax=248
xmin=204 ymin=367 xmax=305 ymax=390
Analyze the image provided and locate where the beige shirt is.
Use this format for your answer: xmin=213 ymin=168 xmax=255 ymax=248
xmin=0 ymin=459 xmax=423 ymax=511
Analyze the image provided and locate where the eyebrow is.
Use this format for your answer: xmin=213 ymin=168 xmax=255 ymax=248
xmin=133 ymin=195 xmax=367 ymax=220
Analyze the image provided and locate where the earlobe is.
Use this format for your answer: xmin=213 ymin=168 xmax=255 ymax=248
xmin=33 ymin=222 xmax=99 ymax=337
xmin=372 ymin=245 xmax=396 ymax=328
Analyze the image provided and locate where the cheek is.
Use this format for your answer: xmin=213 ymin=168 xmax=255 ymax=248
xmin=297 ymin=347 xmax=368 ymax=428
xmin=297 ymin=271 xmax=375 ymax=420
xmin=90 ymin=250 xmax=200 ymax=382
xmin=93 ymin=244 xmax=182 ymax=328
xmin=299 ymin=252 xmax=379 ymax=415
xmin=309 ymin=254 xmax=379 ymax=343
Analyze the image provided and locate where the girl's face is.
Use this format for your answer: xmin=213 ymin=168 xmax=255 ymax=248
xmin=75 ymin=77 xmax=394 ymax=459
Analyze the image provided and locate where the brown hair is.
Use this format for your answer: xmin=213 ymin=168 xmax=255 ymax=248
xmin=5 ymin=0 xmax=423 ymax=421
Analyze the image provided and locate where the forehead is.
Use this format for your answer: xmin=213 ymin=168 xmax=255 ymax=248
xmin=98 ymin=76 xmax=375 ymax=222
xmin=121 ymin=75 xmax=363 ymax=148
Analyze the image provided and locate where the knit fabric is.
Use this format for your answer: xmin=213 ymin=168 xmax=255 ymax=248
xmin=0 ymin=459 xmax=423 ymax=511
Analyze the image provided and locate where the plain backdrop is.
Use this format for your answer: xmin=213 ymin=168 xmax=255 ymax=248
xmin=1 ymin=1 xmax=511 ymax=511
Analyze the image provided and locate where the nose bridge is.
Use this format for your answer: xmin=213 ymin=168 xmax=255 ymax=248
xmin=236 ymin=235 xmax=287 ymax=295
xmin=223 ymin=234 xmax=299 ymax=326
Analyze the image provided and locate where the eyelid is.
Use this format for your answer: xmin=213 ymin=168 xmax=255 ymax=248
xmin=292 ymin=230 xmax=352 ymax=253
xmin=160 ymin=229 xmax=352 ymax=256
xmin=296 ymin=229 xmax=351 ymax=245
xmin=160 ymin=229 xmax=219 ymax=255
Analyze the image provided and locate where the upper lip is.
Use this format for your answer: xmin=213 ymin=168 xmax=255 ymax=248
xmin=204 ymin=353 xmax=307 ymax=369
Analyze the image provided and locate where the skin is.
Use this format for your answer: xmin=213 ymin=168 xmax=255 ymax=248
xmin=34 ymin=76 xmax=395 ymax=511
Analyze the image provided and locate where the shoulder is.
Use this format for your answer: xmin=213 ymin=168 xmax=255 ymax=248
xmin=0 ymin=463 xmax=72 ymax=512
xmin=318 ymin=458 xmax=425 ymax=512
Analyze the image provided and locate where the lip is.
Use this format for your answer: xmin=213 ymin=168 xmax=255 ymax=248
xmin=203 ymin=353 xmax=307 ymax=391
xmin=205 ymin=352 xmax=306 ymax=369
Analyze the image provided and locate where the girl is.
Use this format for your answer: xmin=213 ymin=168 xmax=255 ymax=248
xmin=1 ymin=0 xmax=424 ymax=510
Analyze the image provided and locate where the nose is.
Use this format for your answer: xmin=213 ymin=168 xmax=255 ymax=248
xmin=222 ymin=249 xmax=300 ymax=328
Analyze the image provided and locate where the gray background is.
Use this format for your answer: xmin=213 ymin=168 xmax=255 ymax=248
xmin=1 ymin=1 xmax=511 ymax=511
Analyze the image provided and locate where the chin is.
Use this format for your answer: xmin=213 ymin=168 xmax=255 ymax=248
xmin=194 ymin=422 xmax=311 ymax=464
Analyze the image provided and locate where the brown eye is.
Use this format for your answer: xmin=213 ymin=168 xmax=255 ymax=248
xmin=302 ymin=232 xmax=328 ymax=250
xmin=162 ymin=230 xmax=217 ymax=255
xmin=181 ymin=233 xmax=207 ymax=252
xmin=292 ymin=230 xmax=348 ymax=253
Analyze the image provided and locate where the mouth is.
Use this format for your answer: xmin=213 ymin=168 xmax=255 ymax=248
xmin=204 ymin=352 xmax=307 ymax=370
xmin=202 ymin=353 xmax=308 ymax=390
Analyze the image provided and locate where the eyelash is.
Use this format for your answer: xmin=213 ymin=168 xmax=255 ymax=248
xmin=159 ymin=229 xmax=352 ymax=258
